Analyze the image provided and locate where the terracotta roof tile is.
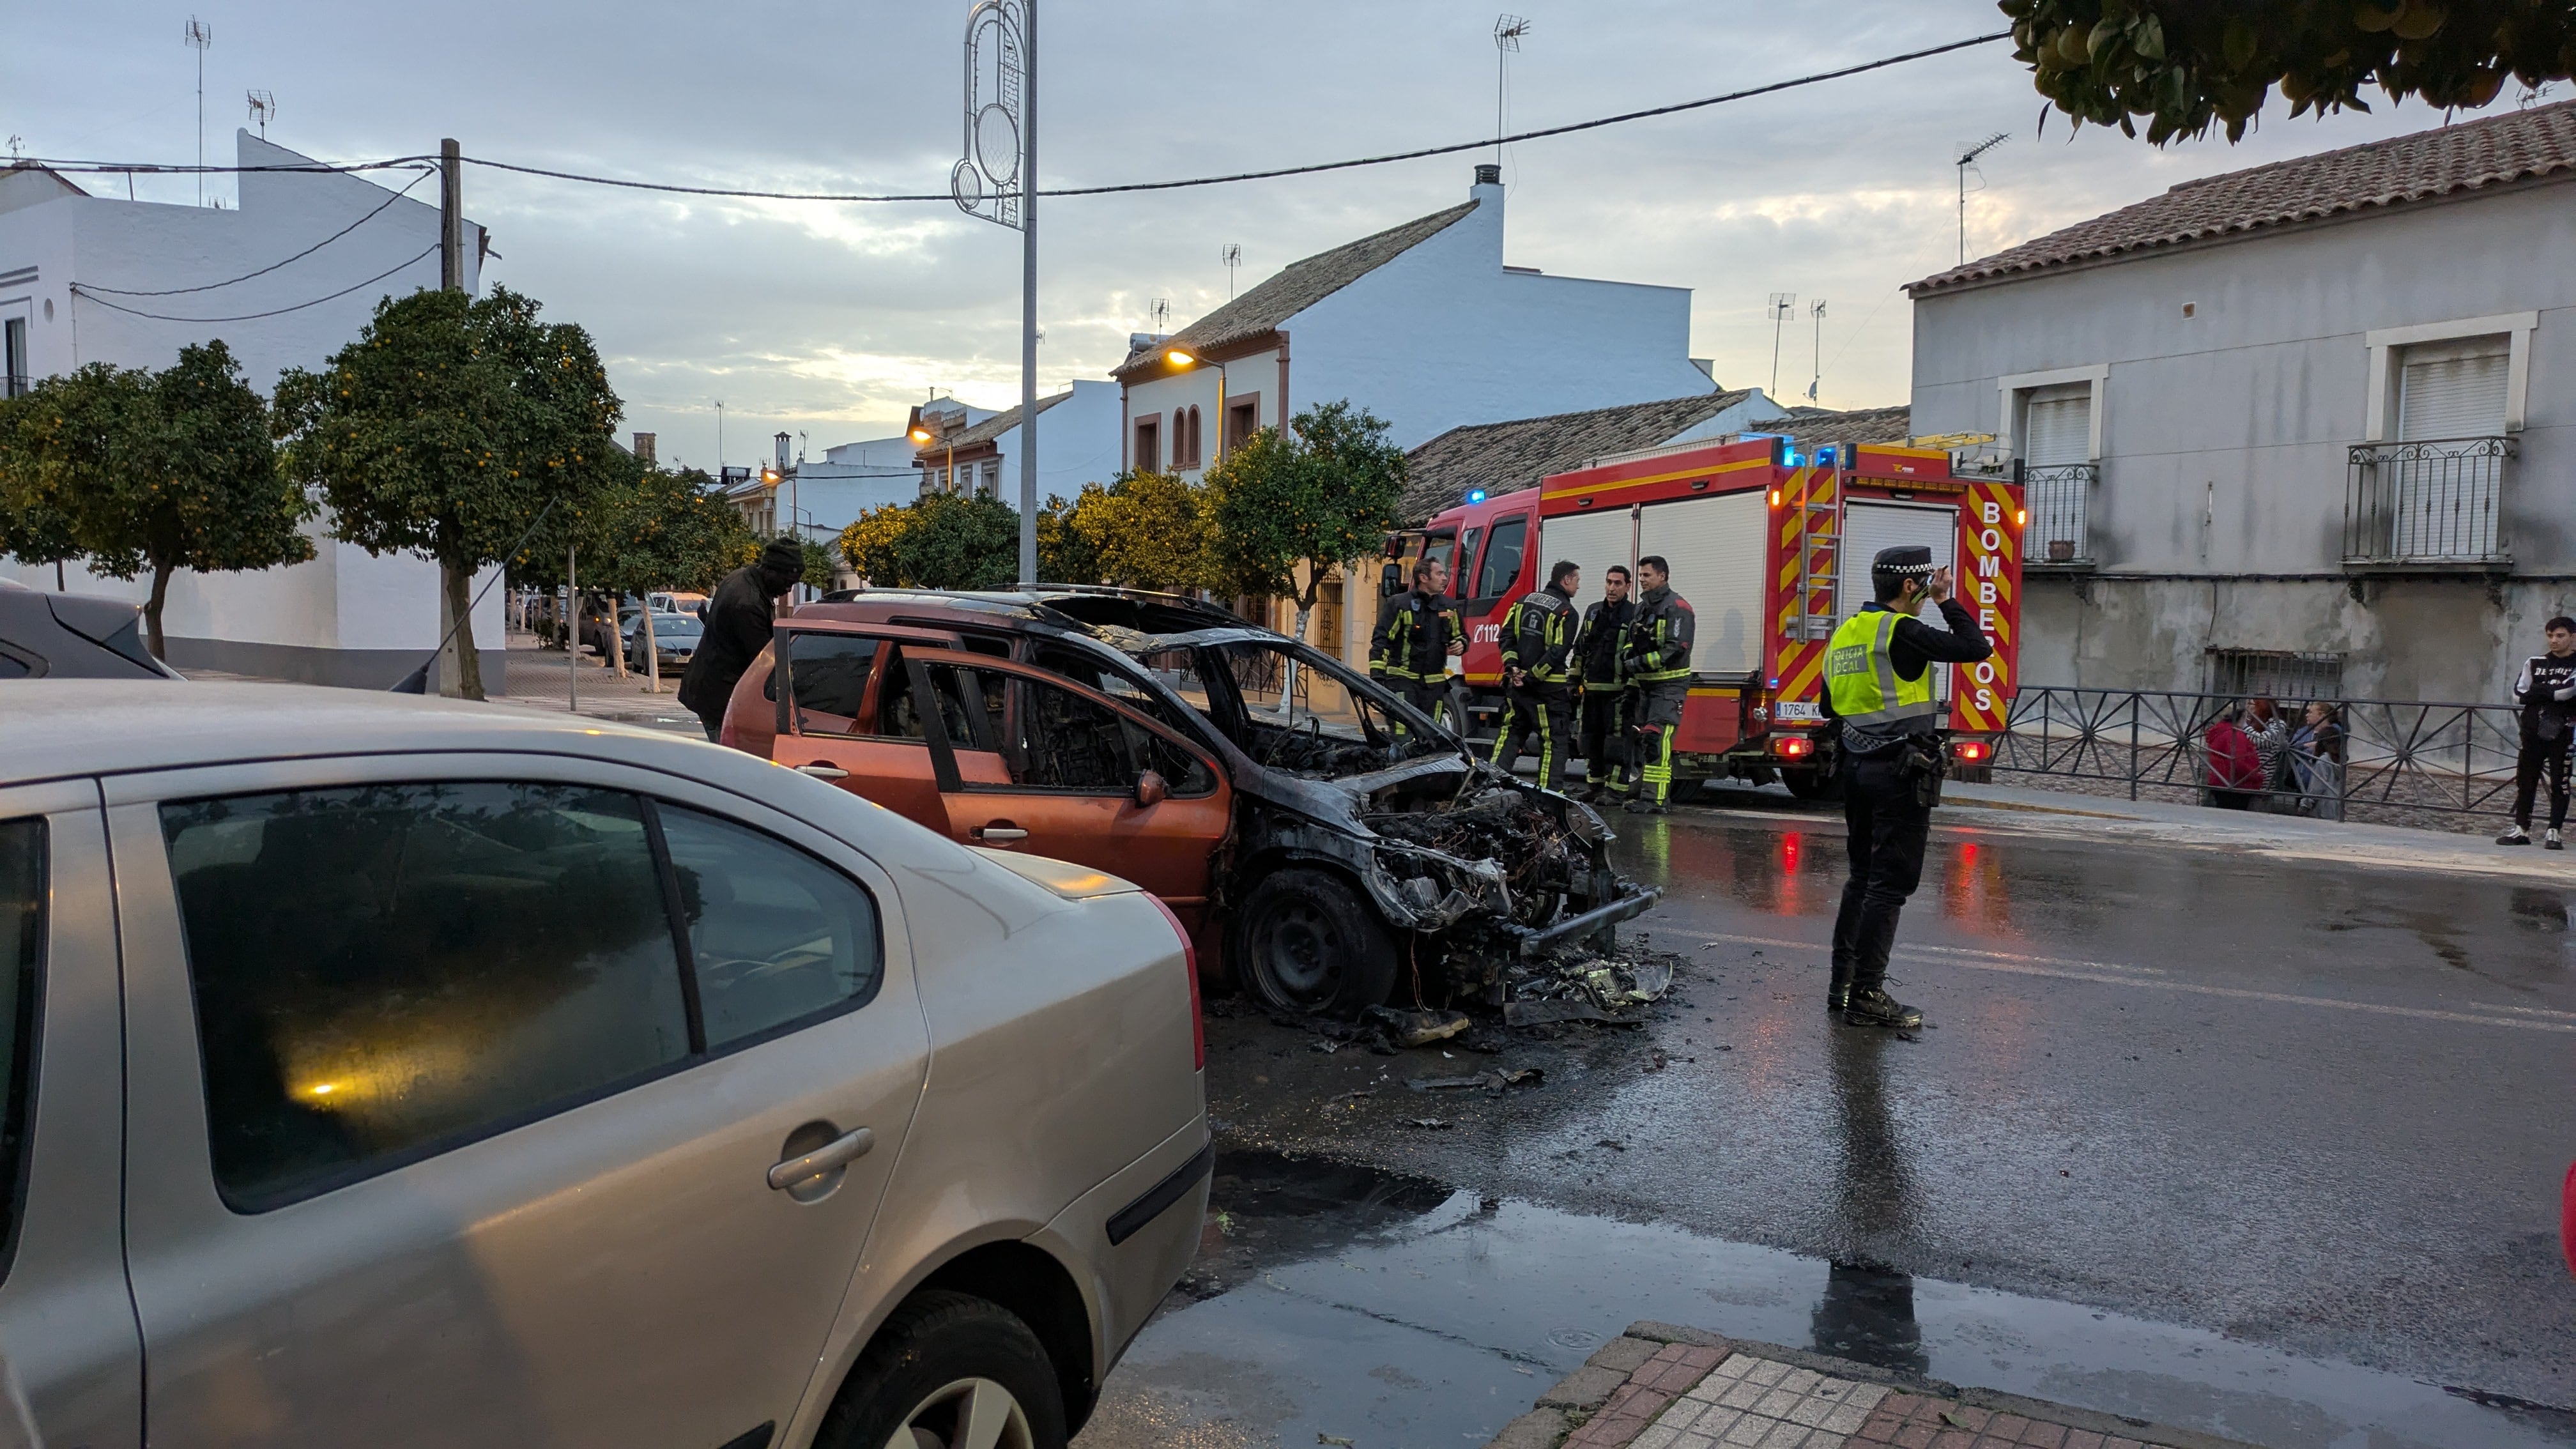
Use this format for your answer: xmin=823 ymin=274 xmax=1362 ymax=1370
xmin=1910 ymin=99 xmax=2576 ymax=294
xmin=1398 ymin=392 xmax=1749 ymax=524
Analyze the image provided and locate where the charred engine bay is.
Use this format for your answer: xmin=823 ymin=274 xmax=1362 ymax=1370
xmin=1361 ymin=781 xmax=1629 ymax=999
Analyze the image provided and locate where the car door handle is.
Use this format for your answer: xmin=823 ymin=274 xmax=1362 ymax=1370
xmin=796 ymin=762 xmax=850 ymax=780
xmin=973 ymin=824 xmax=1029 ymax=842
xmin=767 ymin=1126 xmax=873 ymax=1191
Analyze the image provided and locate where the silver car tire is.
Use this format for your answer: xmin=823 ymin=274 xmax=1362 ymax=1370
xmin=816 ymin=1289 xmax=1068 ymax=1449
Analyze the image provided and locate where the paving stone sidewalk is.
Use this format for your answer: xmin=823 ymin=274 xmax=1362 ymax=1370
xmin=1486 ymin=1322 xmax=2260 ymax=1449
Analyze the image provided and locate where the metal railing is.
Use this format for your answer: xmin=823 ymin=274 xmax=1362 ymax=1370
xmin=2019 ymin=462 xmax=2096 ymax=565
xmin=2 ymin=372 xmax=27 ymax=399
xmin=1991 ymin=685 xmax=2530 ymax=820
xmin=2344 ymin=436 xmax=2511 ymax=565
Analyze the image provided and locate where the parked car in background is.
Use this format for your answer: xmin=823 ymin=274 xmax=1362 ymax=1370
xmin=722 ymin=587 xmax=1657 ymax=1016
xmin=0 ymin=581 xmax=183 ymax=678
xmin=0 ymin=682 xmax=1208 ymax=1449
xmin=629 ymin=611 xmax=704 ymax=672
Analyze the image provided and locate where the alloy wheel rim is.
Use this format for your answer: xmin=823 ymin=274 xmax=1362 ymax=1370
xmin=880 ymin=1376 xmax=1033 ymax=1449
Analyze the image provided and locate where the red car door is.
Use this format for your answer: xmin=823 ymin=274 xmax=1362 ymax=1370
xmin=904 ymin=651 xmax=1233 ymax=931
xmin=758 ymin=624 xmax=966 ymax=827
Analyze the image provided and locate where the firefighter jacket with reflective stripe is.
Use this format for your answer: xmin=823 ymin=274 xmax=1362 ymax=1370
xmin=1575 ymin=598 xmax=1634 ymax=692
xmin=1823 ymin=607 xmax=1942 ymax=730
xmin=1622 ymin=586 xmax=1696 ymax=684
xmin=1369 ymin=589 xmax=1462 ymax=680
xmin=1499 ymin=586 xmax=1578 ymax=683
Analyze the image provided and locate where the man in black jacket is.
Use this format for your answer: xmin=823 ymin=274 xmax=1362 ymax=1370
xmin=679 ymin=539 xmax=805 ymax=741
xmin=1621 ymin=556 xmax=1696 ymax=814
xmin=1368 ymin=556 xmax=1466 ymax=732
xmin=1492 ymin=562 xmax=1581 ymax=789
xmin=1573 ymin=564 xmax=1636 ymax=801
xmin=1820 ymin=546 xmax=1993 ymax=1028
xmin=2501 ymin=615 xmax=2576 ymax=848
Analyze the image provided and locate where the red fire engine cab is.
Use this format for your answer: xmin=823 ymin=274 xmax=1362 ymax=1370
xmin=1389 ymin=433 xmax=2024 ymax=799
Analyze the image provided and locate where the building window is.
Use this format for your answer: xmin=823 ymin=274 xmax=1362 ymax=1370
xmin=1 ymin=318 xmax=24 ymax=397
xmin=2396 ymin=335 xmax=2510 ymax=441
xmin=2205 ymin=648 xmax=2344 ymax=703
xmin=2347 ymin=332 xmax=2517 ymax=565
xmin=2016 ymin=381 xmax=2096 ymax=565
xmin=1135 ymin=418 xmax=1161 ymax=473
xmin=1227 ymin=399 xmax=1258 ymax=457
xmin=981 ymin=459 xmax=1001 ymax=496
xmin=1186 ymin=406 xmax=1205 ymax=469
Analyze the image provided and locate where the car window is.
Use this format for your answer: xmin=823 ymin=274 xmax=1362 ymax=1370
xmin=1004 ymin=677 xmax=1141 ymax=791
xmin=655 ymin=806 xmax=881 ymax=1048
xmin=0 ymin=822 xmax=42 ymax=1275
xmin=873 ymin=652 xmax=982 ymax=748
xmin=1031 ymin=643 xmax=1206 ymax=741
xmin=161 ymin=784 xmax=691 ymax=1210
xmin=1474 ymin=515 xmax=1528 ymax=601
xmin=0 ymin=655 xmax=27 ymax=680
xmin=786 ymin=633 xmax=878 ymax=727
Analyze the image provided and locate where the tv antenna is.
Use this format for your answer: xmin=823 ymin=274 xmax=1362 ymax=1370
xmin=1492 ymin=14 xmax=1530 ymax=171
xmin=1767 ymin=293 xmax=1797 ymax=400
xmin=1220 ymin=243 xmax=1242 ymax=300
xmin=1805 ymin=300 xmax=1828 ymax=403
xmin=1148 ymin=298 xmax=1170 ymax=332
xmin=184 ymin=17 xmax=213 ymax=206
xmin=246 ymin=89 xmax=275 ymax=139
xmin=1954 ymin=132 xmax=2008 ymax=265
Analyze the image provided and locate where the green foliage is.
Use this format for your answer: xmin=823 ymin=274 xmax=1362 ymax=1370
xmin=1038 ymin=487 xmax=1105 ymax=585
xmin=1202 ymin=400 xmax=1406 ymax=620
xmin=0 ymin=394 xmax=84 ymax=571
xmin=792 ymin=535 xmax=836 ymax=592
xmin=1049 ymin=471 xmax=1212 ymax=591
xmin=837 ymin=491 xmax=1025 ymax=590
xmin=275 ymin=285 xmax=621 ymax=697
xmin=2002 ymin=0 xmax=2576 ymax=145
xmin=0 ymin=342 xmax=312 ymax=656
xmin=564 ymin=461 xmax=758 ymax=601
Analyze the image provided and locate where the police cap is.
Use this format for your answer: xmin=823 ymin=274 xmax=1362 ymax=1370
xmin=1871 ymin=544 xmax=1935 ymax=583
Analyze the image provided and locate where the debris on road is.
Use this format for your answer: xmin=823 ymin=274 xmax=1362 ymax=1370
xmin=1363 ymin=1004 xmax=1472 ymax=1048
xmin=1408 ymin=1117 xmax=1453 ymax=1130
xmin=1406 ymin=1066 xmax=1544 ymax=1096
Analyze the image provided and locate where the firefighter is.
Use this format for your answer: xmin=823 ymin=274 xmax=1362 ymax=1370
xmin=1369 ymin=556 xmax=1466 ymax=732
xmin=1573 ymin=563 xmax=1636 ymax=802
xmin=1492 ymin=562 xmax=1581 ymax=789
xmin=1820 ymin=545 xmax=1994 ymax=1029
xmin=1621 ymin=555 xmax=1696 ymax=815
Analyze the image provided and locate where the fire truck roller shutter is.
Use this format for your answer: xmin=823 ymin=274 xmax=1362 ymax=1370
xmin=1631 ymin=490 xmax=1767 ymax=676
xmin=1537 ymin=507 xmax=1638 ymax=623
xmin=1837 ymin=500 xmax=1963 ymax=702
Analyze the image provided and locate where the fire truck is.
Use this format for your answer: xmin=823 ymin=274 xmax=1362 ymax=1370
xmin=1388 ymin=433 xmax=2024 ymax=799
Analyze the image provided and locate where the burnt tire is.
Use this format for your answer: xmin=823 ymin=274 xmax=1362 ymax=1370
xmin=814 ymin=1289 xmax=1068 ymax=1449
xmin=1234 ymin=866 xmax=1399 ymax=1017
xmin=1784 ymin=767 xmax=1844 ymax=803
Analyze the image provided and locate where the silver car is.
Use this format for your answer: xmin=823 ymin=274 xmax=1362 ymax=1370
xmin=0 ymin=682 xmax=1209 ymax=1449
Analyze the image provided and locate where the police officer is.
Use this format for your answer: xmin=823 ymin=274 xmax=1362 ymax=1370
xmin=1493 ymin=561 xmax=1581 ymax=788
xmin=1621 ymin=555 xmax=1696 ymax=815
xmin=1369 ymin=556 xmax=1466 ymax=731
xmin=1820 ymin=545 xmax=1995 ymax=1028
xmin=1573 ymin=564 xmax=1636 ymax=801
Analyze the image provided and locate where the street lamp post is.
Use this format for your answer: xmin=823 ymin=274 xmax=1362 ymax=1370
xmin=907 ymin=423 xmax=958 ymax=495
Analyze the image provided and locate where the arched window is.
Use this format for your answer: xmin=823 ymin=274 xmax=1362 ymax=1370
xmin=1187 ymin=406 xmax=1204 ymax=469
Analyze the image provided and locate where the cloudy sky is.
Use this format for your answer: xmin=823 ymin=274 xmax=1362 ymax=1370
xmin=13 ymin=1 xmax=2551 ymax=471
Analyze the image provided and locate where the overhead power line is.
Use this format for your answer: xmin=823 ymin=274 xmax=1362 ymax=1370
xmin=71 ymin=243 xmax=437 ymax=323
xmin=22 ymin=31 xmax=2009 ymax=204
xmin=79 ymin=168 xmax=433 ymax=296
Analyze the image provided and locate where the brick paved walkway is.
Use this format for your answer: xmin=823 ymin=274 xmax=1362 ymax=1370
xmin=1485 ymin=1322 xmax=2255 ymax=1449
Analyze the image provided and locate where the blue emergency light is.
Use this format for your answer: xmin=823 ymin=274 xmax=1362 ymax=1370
xmin=1466 ymin=488 xmax=1487 ymax=504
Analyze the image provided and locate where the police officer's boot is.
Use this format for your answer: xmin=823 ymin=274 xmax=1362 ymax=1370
xmin=1843 ymin=988 xmax=1922 ymax=1030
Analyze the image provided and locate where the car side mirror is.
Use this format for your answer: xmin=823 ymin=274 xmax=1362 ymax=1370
xmin=1381 ymin=562 xmax=1403 ymax=596
xmin=1133 ymin=770 xmax=1169 ymax=809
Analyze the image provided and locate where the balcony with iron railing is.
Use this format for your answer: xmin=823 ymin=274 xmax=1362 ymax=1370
xmin=2343 ymin=436 xmax=2512 ymax=567
xmin=3 ymin=373 xmax=28 ymax=399
xmin=2016 ymin=461 xmax=2097 ymax=567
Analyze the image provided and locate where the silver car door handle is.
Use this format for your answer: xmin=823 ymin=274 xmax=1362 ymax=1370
xmin=767 ymin=1126 xmax=873 ymax=1190
xmin=974 ymin=825 xmax=1029 ymax=842
xmin=796 ymin=763 xmax=850 ymax=780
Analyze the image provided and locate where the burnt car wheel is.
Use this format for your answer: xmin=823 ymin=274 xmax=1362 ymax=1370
xmin=1235 ymin=867 xmax=1398 ymax=1016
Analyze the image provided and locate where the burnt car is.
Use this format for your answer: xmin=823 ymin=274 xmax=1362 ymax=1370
xmin=0 ymin=582 xmax=184 ymax=679
xmin=719 ymin=587 xmax=1659 ymax=1015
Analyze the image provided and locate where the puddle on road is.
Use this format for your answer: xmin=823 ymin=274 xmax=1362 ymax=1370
xmin=1076 ymin=1149 xmax=2573 ymax=1449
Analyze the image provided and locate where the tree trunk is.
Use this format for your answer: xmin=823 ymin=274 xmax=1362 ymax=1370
xmin=144 ymin=562 xmax=171 ymax=661
xmin=608 ymin=597 xmax=630 ymax=680
xmin=441 ymin=560 xmax=484 ymax=701
xmin=1276 ymin=589 xmax=1314 ymax=719
xmin=643 ymin=602 xmax=660 ymax=693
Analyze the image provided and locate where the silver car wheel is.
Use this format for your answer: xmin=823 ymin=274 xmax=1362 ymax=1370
xmin=881 ymin=1376 xmax=1034 ymax=1449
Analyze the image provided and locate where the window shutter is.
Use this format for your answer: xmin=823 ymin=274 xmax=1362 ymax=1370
xmin=2398 ymin=337 xmax=2508 ymax=441
xmin=2021 ymin=383 xmax=2091 ymax=466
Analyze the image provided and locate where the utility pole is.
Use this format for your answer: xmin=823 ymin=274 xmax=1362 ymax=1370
xmin=438 ymin=138 xmax=470 ymax=698
xmin=1017 ymin=0 xmax=1039 ymax=586
xmin=1767 ymin=293 xmax=1796 ymax=400
xmin=1806 ymin=299 xmax=1827 ymax=404
xmin=184 ymin=19 xmax=212 ymax=207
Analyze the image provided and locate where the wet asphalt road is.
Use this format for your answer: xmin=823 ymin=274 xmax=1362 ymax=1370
xmin=1081 ymin=789 xmax=2576 ymax=1448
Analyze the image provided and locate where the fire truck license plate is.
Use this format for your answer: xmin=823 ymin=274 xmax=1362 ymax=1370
xmin=1775 ymin=702 xmax=1823 ymax=723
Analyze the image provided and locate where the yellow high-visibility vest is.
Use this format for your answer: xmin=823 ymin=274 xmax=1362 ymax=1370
xmin=1823 ymin=608 xmax=1939 ymax=728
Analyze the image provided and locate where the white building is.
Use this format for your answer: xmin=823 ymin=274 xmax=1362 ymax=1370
xmin=1114 ymin=164 xmax=1719 ymax=481
xmin=0 ymin=133 xmax=499 ymax=687
xmin=1906 ymin=100 xmax=2576 ymax=702
xmin=907 ymin=379 xmax=1124 ymax=507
